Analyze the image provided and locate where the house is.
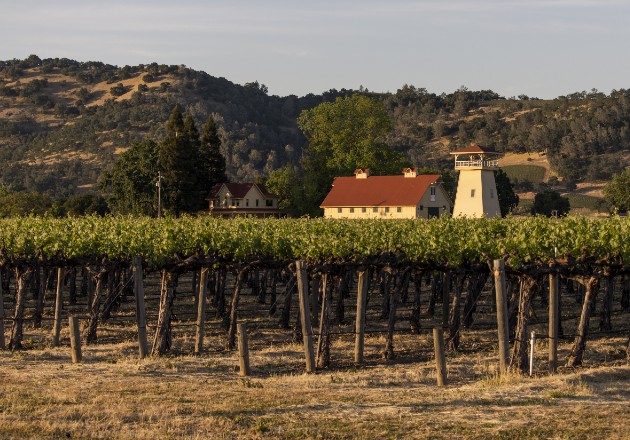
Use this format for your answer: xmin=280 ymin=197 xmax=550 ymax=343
xmin=450 ymin=144 xmax=502 ymax=218
xmin=320 ymin=168 xmax=453 ymax=219
xmin=207 ymin=183 xmax=280 ymax=217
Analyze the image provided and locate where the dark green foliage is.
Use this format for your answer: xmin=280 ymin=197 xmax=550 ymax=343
xmin=158 ymin=106 xmax=204 ymax=214
xmin=63 ymin=193 xmax=109 ymax=216
xmin=530 ymin=190 xmax=570 ymax=217
xmin=110 ymin=83 xmax=130 ymax=97
xmin=100 ymin=139 xmax=160 ymax=215
xmin=603 ymin=168 xmax=630 ymax=213
xmin=495 ymin=169 xmax=520 ymax=216
xmin=0 ymin=191 xmax=61 ymax=217
xmin=198 ymin=116 xmax=227 ymax=196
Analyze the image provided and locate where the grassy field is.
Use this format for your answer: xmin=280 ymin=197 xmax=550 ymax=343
xmin=502 ymin=165 xmax=547 ymax=184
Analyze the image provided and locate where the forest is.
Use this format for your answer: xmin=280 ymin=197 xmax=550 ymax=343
xmin=0 ymin=55 xmax=629 ymax=205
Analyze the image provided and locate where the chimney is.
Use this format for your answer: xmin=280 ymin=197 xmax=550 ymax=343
xmin=354 ymin=168 xmax=370 ymax=179
xmin=403 ymin=167 xmax=418 ymax=178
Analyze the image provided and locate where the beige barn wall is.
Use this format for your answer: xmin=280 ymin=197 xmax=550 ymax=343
xmin=324 ymin=206 xmax=417 ymax=219
xmin=453 ymin=169 xmax=500 ymax=218
xmin=417 ymin=186 xmax=452 ymax=218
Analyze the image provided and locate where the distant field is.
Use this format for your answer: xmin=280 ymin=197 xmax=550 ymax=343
xmin=502 ymin=165 xmax=547 ymax=184
xmin=566 ymin=194 xmax=610 ymax=213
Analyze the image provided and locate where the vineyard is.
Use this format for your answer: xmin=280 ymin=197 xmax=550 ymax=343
xmin=0 ymin=216 xmax=628 ymax=373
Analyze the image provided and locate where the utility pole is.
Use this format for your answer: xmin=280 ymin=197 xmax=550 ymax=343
xmin=156 ymin=171 xmax=163 ymax=217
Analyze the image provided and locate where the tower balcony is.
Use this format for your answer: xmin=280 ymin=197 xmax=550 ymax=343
xmin=454 ymin=159 xmax=499 ymax=170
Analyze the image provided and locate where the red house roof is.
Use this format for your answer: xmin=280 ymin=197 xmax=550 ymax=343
xmin=320 ymin=174 xmax=441 ymax=207
xmin=449 ymin=144 xmax=498 ymax=155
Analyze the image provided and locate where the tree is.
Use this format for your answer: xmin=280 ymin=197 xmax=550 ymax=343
xmin=603 ymin=168 xmax=630 ymax=213
xmin=100 ymin=139 xmax=159 ymax=215
xmin=0 ymin=191 xmax=59 ymax=217
xmin=298 ymin=94 xmax=405 ymax=176
xmin=158 ymin=105 xmax=202 ymax=214
xmin=530 ymin=189 xmax=570 ymax=217
xmin=264 ymin=165 xmax=305 ymax=216
xmin=495 ymin=169 xmax=519 ymax=216
xmin=63 ymin=194 xmax=109 ymax=216
xmin=296 ymin=94 xmax=407 ymax=214
xmin=199 ymin=116 xmax=227 ymax=198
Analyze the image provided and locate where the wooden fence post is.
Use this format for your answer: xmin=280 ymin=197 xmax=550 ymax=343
xmin=296 ymin=260 xmax=315 ymax=373
xmin=52 ymin=267 xmax=64 ymax=347
xmin=548 ymin=265 xmax=559 ymax=373
xmin=433 ymin=327 xmax=447 ymax=386
xmin=442 ymin=271 xmax=450 ymax=329
xmin=237 ymin=322 xmax=251 ymax=376
xmin=132 ymin=257 xmax=149 ymax=359
xmin=0 ymin=268 xmax=4 ymax=350
xmin=68 ymin=315 xmax=82 ymax=363
xmin=529 ymin=331 xmax=537 ymax=377
xmin=354 ymin=270 xmax=369 ymax=363
xmin=194 ymin=268 xmax=208 ymax=355
xmin=494 ymin=259 xmax=510 ymax=374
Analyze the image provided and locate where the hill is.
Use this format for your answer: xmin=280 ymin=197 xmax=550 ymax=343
xmin=1 ymin=55 xmax=629 ymax=202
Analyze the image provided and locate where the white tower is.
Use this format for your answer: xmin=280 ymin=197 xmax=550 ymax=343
xmin=450 ymin=145 xmax=502 ymax=218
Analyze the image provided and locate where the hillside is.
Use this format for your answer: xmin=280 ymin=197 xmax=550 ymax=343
xmin=1 ymin=55 xmax=629 ymax=202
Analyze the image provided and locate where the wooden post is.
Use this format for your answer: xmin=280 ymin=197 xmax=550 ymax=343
xmin=354 ymin=270 xmax=369 ymax=363
xmin=494 ymin=259 xmax=510 ymax=374
xmin=0 ymin=268 xmax=4 ymax=350
xmin=548 ymin=266 xmax=559 ymax=373
xmin=433 ymin=327 xmax=447 ymax=386
xmin=52 ymin=267 xmax=65 ymax=347
xmin=442 ymin=271 xmax=450 ymax=329
xmin=194 ymin=268 xmax=208 ymax=355
xmin=68 ymin=315 xmax=82 ymax=363
xmin=529 ymin=331 xmax=536 ymax=377
xmin=237 ymin=322 xmax=251 ymax=376
xmin=132 ymin=257 xmax=149 ymax=359
xmin=296 ymin=260 xmax=315 ymax=373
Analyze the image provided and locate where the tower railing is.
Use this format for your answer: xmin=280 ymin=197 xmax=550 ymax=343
xmin=455 ymin=159 xmax=499 ymax=169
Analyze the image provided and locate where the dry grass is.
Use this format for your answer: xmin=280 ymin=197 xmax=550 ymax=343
xmin=1 ymin=328 xmax=628 ymax=439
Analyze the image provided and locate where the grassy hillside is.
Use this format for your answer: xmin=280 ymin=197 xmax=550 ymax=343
xmin=1 ymin=56 xmax=629 ymax=203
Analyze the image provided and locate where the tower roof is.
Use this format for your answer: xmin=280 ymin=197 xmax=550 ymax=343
xmin=449 ymin=144 xmax=499 ymax=155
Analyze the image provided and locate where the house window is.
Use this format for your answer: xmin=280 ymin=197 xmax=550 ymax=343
xmin=385 ymin=207 xmax=390 ymax=213
xmin=471 ymin=189 xmax=476 ymax=198
xmin=350 ymin=207 xmax=355 ymax=213
xmin=490 ymin=189 xmax=494 ymax=199
xmin=338 ymin=207 xmax=343 ymax=213
xmin=362 ymin=207 xmax=366 ymax=213
xmin=246 ymin=199 xmax=249 ymax=207
xmin=397 ymin=207 xmax=402 ymax=213
xmin=430 ymin=187 xmax=436 ymax=196
xmin=256 ymin=200 xmax=259 ymax=207
xmin=373 ymin=207 xmax=378 ymax=213
xmin=266 ymin=199 xmax=273 ymax=207
xmin=236 ymin=201 xmax=240 ymax=207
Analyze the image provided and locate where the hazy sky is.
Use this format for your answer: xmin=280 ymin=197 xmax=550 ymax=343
xmin=2 ymin=0 xmax=629 ymax=98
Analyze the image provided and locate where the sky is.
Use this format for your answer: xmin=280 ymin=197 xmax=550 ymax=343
xmin=2 ymin=0 xmax=630 ymax=99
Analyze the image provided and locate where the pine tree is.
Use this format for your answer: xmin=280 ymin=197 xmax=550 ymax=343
xmin=158 ymin=105 xmax=201 ymax=214
xmin=199 ymin=116 xmax=227 ymax=199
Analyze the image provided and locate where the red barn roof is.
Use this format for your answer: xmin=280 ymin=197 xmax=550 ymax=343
xmin=320 ymin=174 xmax=441 ymax=207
